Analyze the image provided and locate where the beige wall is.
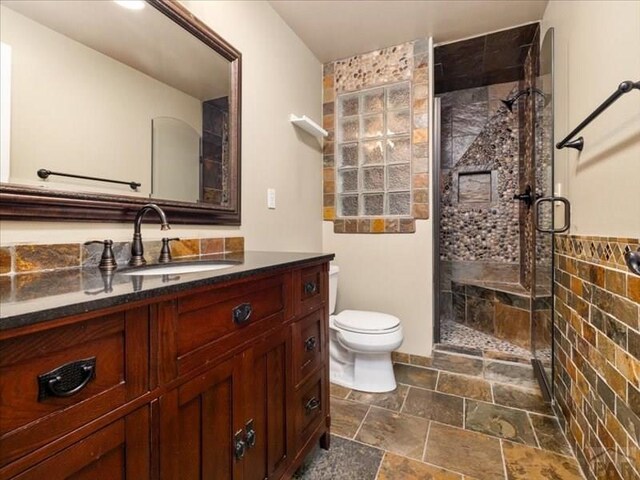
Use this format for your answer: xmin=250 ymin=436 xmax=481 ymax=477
xmin=0 ymin=1 xmax=324 ymax=252
xmin=543 ymin=0 xmax=640 ymax=238
xmin=323 ymin=221 xmax=434 ymax=356
xmin=0 ymin=5 xmax=202 ymax=197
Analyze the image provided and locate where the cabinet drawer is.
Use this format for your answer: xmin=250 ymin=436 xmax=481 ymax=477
xmin=295 ymin=265 xmax=325 ymax=316
xmin=293 ymin=369 xmax=326 ymax=445
xmin=174 ymin=274 xmax=286 ymax=375
xmin=292 ymin=309 xmax=325 ymax=387
xmin=11 ymin=406 xmax=150 ymax=480
xmin=0 ymin=308 xmax=148 ymax=467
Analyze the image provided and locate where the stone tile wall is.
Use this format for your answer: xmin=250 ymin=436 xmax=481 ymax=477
xmin=322 ymin=39 xmax=429 ymax=234
xmin=449 ymin=280 xmax=551 ymax=351
xmin=519 ymin=25 xmax=540 ymax=292
xmin=437 ymin=80 xmax=528 ymax=351
xmin=0 ymin=236 xmax=245 ymax=275
xmin=553 ymin=234 xmax=640 ymax=479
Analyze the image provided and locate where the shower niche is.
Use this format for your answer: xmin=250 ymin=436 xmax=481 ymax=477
xmin=455 ymin=170 xmax=497 ymax=204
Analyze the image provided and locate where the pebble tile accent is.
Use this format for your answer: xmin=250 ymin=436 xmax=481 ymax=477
xmin=440 ymin=319 xmax=533 ymax=359
xmin=334 ymin=44 xmax=413 ymax=94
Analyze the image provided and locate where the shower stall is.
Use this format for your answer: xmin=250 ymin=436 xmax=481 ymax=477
xmin=433 ymin=24 xmax=558 ymax=397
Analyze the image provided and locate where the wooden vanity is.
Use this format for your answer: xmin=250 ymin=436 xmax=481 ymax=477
xmin=0 ymin=254 xmax=332 ymax=479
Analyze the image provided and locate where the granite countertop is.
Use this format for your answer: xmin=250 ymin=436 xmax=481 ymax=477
xmin=0 ymin=251 xmax=334 ymax=331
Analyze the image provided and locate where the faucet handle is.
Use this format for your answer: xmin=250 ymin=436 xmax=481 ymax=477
xmin=84 ymin=240 xmax=118 ymax=271
xmin=159 ymin=237 xmax=180 ymax=263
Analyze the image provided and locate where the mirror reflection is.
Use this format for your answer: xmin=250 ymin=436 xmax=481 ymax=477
xmin=0 ymin=0 xmax=232 ymax=206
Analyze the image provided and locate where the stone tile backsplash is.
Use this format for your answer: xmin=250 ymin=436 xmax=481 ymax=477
xmin=553 ymin=234 xmax=640 ymax=480
xmin=0 ymin=236 xmax=245 ymax=275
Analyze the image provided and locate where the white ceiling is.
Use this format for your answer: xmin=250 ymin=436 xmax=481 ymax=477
xmin=269 ymin=0 xmax=549 ymax=63
xmin=2 ymin=0 xmax=230 ymax=101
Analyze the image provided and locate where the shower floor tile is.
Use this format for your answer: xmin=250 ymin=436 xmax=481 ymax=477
xmin=440 ymin=319 xmax=533 ymax=359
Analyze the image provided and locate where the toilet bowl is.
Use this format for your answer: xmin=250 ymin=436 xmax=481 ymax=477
xmin=328 ymin=265 xmax=403 ymax=393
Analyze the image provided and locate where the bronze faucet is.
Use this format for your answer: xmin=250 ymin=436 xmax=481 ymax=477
xmin=129 ymin=204 xmax=171 ymax=266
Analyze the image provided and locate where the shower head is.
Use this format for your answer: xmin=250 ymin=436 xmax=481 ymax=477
xmin=501 ymin=89 xmax=531 ymax=112
xmin=500 ymin=97 xmax=518 ymax=112
xmin=501 ymin=87 xmax=546 ymax=113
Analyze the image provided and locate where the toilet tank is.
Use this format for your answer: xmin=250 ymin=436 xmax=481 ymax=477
xmin=328 ymin=264 xmax=339 ymax=315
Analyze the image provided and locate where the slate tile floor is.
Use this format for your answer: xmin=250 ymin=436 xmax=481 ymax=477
xmin=295 ymin=350 xmax=584 ymax=480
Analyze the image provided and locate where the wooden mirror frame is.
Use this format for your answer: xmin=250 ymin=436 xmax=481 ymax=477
xmin=0 ymin=0 xmax=242 ymax=225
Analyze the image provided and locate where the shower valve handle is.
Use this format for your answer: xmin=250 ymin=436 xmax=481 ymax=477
xmin=513 ymin=185 xmax=541 ymax=208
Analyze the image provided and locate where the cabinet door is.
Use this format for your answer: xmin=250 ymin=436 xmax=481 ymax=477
xmin=12 ymin=406 xmax=150 ymax=480
xmin=159 ymin=357 xmax=243 ymax=480
xmin=243 ymin=328 xmax=292 ymax=480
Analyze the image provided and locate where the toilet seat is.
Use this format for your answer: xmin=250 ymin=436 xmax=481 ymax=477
xmin=334 ymin=310 xmax=400 ymax=334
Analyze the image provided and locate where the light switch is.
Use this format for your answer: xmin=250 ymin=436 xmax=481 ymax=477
xmin=267 ymin=188 xmax=276 ymax=209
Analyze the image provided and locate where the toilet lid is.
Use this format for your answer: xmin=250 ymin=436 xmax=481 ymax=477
xmin=334 ymin=310 xmax=400 ymax=334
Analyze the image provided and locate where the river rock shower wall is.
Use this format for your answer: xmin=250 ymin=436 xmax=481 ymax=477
xmin=439 ymin=82 xmax=522 ymax=284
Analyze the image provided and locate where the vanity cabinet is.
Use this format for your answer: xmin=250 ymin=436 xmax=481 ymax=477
xmin=0 ymin=260 xmax=330 ymax=480
xmin=158 ymin=327 xmax=292 ymax=480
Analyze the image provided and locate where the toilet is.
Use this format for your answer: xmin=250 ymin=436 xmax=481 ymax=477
xmin=328 ymin=265 xmax=403 ymax=393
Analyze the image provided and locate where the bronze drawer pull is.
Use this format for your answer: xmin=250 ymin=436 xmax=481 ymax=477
xmin=232 ymin=303 xmax=252 ymax=325
xmin=245 ymin=419 xmax=256 ymax=449
xmin=303 ymin=281 xmax=317 ymax=295
xmin=37 ymin=357 xmax=96 ymax=401
xmin=233 ymin=430 xmax=246 ymax=460
xmin=304 ymin=336 xmax=317 ymax=352
xmin=305 ymin=397 xmax=320 ymax=414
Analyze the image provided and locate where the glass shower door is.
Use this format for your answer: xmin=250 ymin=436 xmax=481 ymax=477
xmin=531 ymin=28 xmax=555 ymax=397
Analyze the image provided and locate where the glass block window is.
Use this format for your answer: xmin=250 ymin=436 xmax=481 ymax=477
xmin=336 ymin=82 xmax=412 ymax=217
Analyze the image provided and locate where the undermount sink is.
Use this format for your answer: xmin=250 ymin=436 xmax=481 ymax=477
xmin=120 ymin=261 xmax=238 ymax=276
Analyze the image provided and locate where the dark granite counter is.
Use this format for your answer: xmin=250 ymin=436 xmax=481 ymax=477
xmin=0 ymin=251 xmax=334 ymax=331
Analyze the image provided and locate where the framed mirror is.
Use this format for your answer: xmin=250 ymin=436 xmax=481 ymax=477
xmin=0 ymin=0 xmax=241 ymax=225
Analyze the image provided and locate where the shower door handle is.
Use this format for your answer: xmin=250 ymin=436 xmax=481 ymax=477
xmin=534 ymin=196 xmax=570 ymax=233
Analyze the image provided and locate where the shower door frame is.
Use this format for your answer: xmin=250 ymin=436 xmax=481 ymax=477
xmin=431 ymin=59 xmax=557 ymax=402
xmin=432 ymin=97 xmax=442 ymax=343
xmin=530 ymin=27 xmax=556 ymax=403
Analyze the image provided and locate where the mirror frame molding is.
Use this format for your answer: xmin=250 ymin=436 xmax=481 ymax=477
xmin=0 ymin=0 xmax=242 ymax=225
